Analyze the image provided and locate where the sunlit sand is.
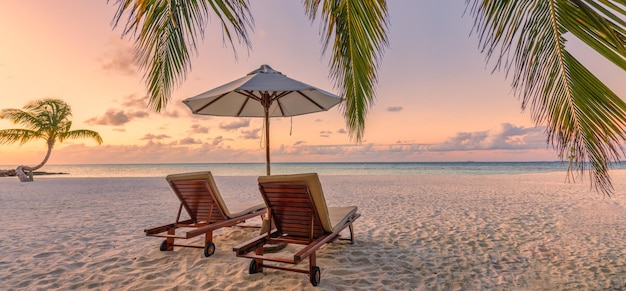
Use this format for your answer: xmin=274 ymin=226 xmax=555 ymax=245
xmin=2 ymin=172 xmax=626 ymax=289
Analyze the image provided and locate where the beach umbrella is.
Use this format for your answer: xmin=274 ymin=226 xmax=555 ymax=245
xmin=183 ymin=64 xmax=342 ymax=175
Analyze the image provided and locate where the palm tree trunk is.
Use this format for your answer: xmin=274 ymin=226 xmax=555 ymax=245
xmin=15 ymin=166 xmax=33 ymax=182
xmin=15 ymin=140 xmax=53 ymax=182
xmin=30 ymin=140 xmax=54 ymax=171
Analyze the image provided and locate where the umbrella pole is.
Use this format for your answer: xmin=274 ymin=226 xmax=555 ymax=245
xmin=265 ymin=108 xmax=271 ymax=176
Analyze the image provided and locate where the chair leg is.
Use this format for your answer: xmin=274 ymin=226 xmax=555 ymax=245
xmin=309 ymin=252 xmax=316 ymax=270
xmin=254 ymin=243 xmax=264 ymax=273
xmin=348 ymin=223 xmax=355 ymax=244
xmin=204 ymin=230 xmax=215 ymax=257
xmin=204 ymin=230 xmax=214 ymax=245
xmin=309 ymin=252 xmax=321 ymax=286
xmin=166 ymin=228 xmax=175 ymax=251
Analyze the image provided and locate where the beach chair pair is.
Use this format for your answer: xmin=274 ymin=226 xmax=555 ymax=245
xmin=145 ymin=171 xmax=360 ymax=286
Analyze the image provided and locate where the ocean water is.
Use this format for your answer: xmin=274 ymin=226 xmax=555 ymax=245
xmin=0 ymin=162 xmax=600 ymax=178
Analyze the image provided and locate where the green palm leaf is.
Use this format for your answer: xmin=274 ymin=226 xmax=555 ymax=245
xmin=0 ymin=128 xmax=40 ymax=145
xmin=62 ymin=130 xmax=104 ymax=145
xmin=467 ymin=0 xmax=626 ymax=195
xmin=304 ymin=0 xmax=389 ymax=142
xmin=0 ymin=109 xmax=42 ymax=130
xmin=110 ymin=0 xmax=253 ymax=111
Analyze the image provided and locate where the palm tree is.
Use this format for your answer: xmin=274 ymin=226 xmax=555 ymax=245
xmin=111 ymin=1 xmax=626 ymax=195
xmin=0 ymin=98 xmax=103 ymax=182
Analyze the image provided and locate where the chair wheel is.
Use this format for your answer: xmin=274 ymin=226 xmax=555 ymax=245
xmin=204 ymin=242 xmax=216 ymax=257
xmin=310 ymin=266 xmax=321 ymax=286
xmin=249 ymin=260 xmax=259 ymax=274
xmin=159 ymin=240 xmax=168 ymax=251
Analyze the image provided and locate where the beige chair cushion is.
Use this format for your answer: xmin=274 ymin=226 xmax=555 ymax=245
xmin=328 ymin=206 xmax=358 ymax=233
xmin=259 ymin=173 xmax=349 ymax=233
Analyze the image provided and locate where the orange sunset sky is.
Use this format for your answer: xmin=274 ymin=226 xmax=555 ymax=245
xmin=1 ymin=1 xmax=625 ymax=165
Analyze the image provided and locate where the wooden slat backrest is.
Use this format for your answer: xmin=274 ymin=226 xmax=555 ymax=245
xmin=259 ymin=182 xmax=325 ymax=240
xmin=170 ymin=179 xmax=228 ymax=223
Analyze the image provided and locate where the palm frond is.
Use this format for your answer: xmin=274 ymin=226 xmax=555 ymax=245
xmin=467 ymin=0 xmax=626 ymax=195
xmin=110 ymin=0 xmax=253 ymax=111
xmin=29 ymin=98 xmax=73 ymax=130
xmin=305 ymin=0 xmax=389 ymax=142
xmin=0 ymin=109 xmax=43 ymax=130
xmin=62 ymin=130 xmax=104 ymax=145
xmin=565 ymin=0 xmax=626 ymax=69
xmin=0 ymin=129 xmax=41 ymax=145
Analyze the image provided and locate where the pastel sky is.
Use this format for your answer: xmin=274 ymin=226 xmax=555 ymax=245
xmin=1 ymin=1 xmax=624 ymax=165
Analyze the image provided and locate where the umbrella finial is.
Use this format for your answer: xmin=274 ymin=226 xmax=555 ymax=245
xmin=249 ymin=64 xmax=281 ymax=75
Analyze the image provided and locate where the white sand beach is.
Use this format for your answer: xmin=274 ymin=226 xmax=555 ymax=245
xmin=2 ymin=171 xmax=626 ymax=290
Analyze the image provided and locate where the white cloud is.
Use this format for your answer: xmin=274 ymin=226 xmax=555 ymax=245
xmin=212 ymin=136 xmax=224 ymax=146
xmin=320 ymin=130 xmax=333 ymax=137
xmin=85 ymin=109 xmax=149 ymax=126
xmin=431 ymin=123 xmax=545 ymax=151
xmin=241 ymin=128 xmax=261 ymax=139
xmin=220 ymin=119 xmax=251 ymax=131
xmin=179 ymin=137 xmax=202 ymax=145
xmin=190 ymin=124 xmax=210 ymax=134
xmin=141 ymin=134 xmax=170 ymax=140
xmin=23 ymin=123 xmax=557 ymax=165
xmin=99 ymin=38 xmax=138 ymax=76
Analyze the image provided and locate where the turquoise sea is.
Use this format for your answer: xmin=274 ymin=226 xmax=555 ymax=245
xmin=1 ymin=161 xmax=616 ymax=178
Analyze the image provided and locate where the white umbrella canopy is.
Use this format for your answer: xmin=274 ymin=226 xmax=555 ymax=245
xmin=183 ymin=64 xmax=342 ymax=175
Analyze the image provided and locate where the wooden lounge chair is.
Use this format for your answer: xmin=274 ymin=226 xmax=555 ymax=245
xmin=233 ymin=173 xmax=360 ymax=286
xmin=145 ymin=171 xmax=267 ymax=257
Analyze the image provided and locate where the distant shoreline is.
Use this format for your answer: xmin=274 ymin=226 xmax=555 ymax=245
xmin=0 ymin=169 xmax=68 ymax=177
xmin=0 ymin=161 xmax=576 ymax=178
